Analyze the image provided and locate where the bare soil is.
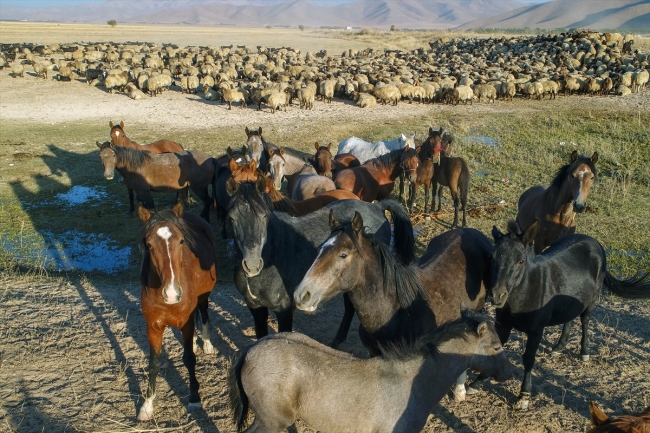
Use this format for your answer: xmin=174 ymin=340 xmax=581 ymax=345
xmin=1 ymin=49 xmax=649 ymax=433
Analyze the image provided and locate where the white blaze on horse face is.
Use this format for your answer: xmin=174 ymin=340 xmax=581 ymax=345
xmin=156 ymin=226 xmax=180 ymax=304
xmin=115 ymin=130 xmax=120 ymax=137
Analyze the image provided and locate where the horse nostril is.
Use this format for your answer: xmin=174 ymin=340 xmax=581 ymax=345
xmin=301 ymin=291 xmax=311 ymax=303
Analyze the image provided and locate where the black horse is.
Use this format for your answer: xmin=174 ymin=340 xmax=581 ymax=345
xmin=468 ymin=219 xmax=650 ymax=409
xmin=225 ymin=176 xmax=415 ymax=347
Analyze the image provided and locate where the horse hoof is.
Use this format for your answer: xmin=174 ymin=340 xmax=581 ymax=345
xmin=137 ymin=401 xmax=154 ymax=421
xmin=203 ymin=341 xmax=215 ymax=355
xmin=581 ymin=354 xmax=590 ymax=362
xmin=514 ymin=398 xmax=530 ymax=411
xmin=188 ymin=402 xmax=202 ymax=413
xmin=465 ymin=386 xmax=480 ymax=396
xmin=452 ymin=389 xmax=466 ymax=402
xmin=550 ymin=350 xmax=561 ymax=357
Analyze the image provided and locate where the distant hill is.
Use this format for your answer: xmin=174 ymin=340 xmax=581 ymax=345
xmin=460 ymin=0 xmax=650 ymax=30
xmin=0 ymin=0 xmax=527 ymax=29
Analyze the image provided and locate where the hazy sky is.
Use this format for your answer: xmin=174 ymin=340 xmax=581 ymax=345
xmin=1 ymin=0 xmax=551 ymax=6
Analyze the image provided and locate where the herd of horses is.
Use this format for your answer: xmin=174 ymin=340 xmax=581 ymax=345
xmin=96 ymin=121 xmax=650 ymax=432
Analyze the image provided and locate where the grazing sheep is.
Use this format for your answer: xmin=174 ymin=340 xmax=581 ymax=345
xmin=373 ymin=84 xmax=400 ymax=105
xmin=454 ymin=85 xmax=475 ymax=105
xmin=600 ymin=77 xmax=614 ymax=96
xmin=104 ymin=71 xmax=129 ymax=93
xmin=11 ymin=62 xmax=25 ymax=78
xmin=267 ymin=88 xmax=291 ymax=113
xmin=179 ymin=76 xmax=189 ymax=93
xmin=397 ymin=83 xmax=417 ymax=103
xmin=563 ymin=75 xmax=581 ymax=96
xmin=354 ymin=91 xmax=377 ymax=108
xmin=319 ymin=78 xmax=336 ymax=103
xmin=125 ymin=82 xmax=147 ymax=100
xmin=616 ymin=85 xmax=632 ymax=96
xmin=472 ymin=83 xmax=496 ymax=103
xmin=632 ymin=69 xmax=649 ymax=92
xmin=540 ymin=80 xmax=559 ymax=100
xmin=146 ymin=73 xmax=172 ymax=96
xmin=202 ymin=84 xmax=219 ymax=101
xmin=587 ymin=77 xmax=602 ymax=96
xmin=200 ymin=75 xmax=215 ymax=89
xmin=518 ymin=81 xmax=543 ymax=100
xmin=222 ymin=87 xmax=248 ymax=109
xmin=500 ymin=81 xmax=516 ymax=101
xmin=297 ymin=86 xmax=316 ymax=110
xmin=85 ymin=67 xmax=105 ymax=85
xmin=32 ymin=60 xmax=51 ymax=79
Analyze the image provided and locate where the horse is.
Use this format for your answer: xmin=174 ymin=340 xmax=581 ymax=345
xmin=335 ymin=145 xmax=419 ymax=202
xmin=225 ymin=178 xmax=414 ymax=347
xmin=262 ymin=173 xmax=359 ymax=217
xmin=587 ymin=401 xmax=650 ymax=433
xmin=294 ymin=214 xmax=493 ymax=400
xmin=96 ymin=141 xmax=215 ymax=221
xmin=228 ymin=312 xmax=514 ymax=433
xmin=213 ymin=146 xmax=258 ymax=232
xmin=467 ymin=219 xmax=650 ymax=410
xmin=286 ymin=164 xmax=337 ymax=201
xmin=516 ymin=150 xmax=598 ymax=253
xmin=266 ymin=146 xmax=311 ymax=191
xmin=136 ymin=202 xmax=217 ymax=421
xmin=245 ymin=126 xmax=278 ymax=173
xmin=109 ymin=120 xmax=184 ymax=154
xmin=427 ymin=128 xmax=470 ymax=228
xmin=337 ymin=133 xmax=416 ymax=164
xmin=309 ymin=142 xmax=360 ymax=179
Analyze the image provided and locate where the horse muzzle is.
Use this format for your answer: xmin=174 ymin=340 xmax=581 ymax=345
xmin=490 ymin=288 xmax=508 ymax=308
xmin=573 ymin=201 xmax=586 ymax=213
xmin=294 ymin=284 xmax=319 ymax=312
xmin=242 ymin=258 xmax=264 ymax=277
xmin=162 ymin=285 xmax=182 ymax=304
xmin=104 ymin=170 xmax=115 ymax=180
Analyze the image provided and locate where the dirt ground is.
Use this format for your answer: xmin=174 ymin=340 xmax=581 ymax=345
xmin=1 ymin=34 xmax=650 ymax=433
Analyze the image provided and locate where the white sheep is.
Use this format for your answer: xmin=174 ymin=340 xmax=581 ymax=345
xmin=373 ymin=84 xmax=400 ymax=105
xmin=632 ymin=70 xmax=649 ymax=92
xmin=453 ymin=85 xmax=474 ymax=105
xmin=472 ymin=84 xmax=496 ymax=103
xmin=540 ymin=80 xmax=559 ymax=99
xmin=222 ymin=87 xmax=248 ymax=109
xmin=616 ymin=85 xmax=632 ymax=96
xmin=319 ymin=79 xmax=336 ymax=103
xmin=125 ymin=82 xmax=147 ymax=100
xmin=354 ymin=92 xmax=377 ymax=108
xmin=32 ymin=60 xmax=52 ymax=79
xmin=297 ymin=86 xmax=316 ymax=110
xmin=12 ymin=62 xmax=25 ymax=78
xmin=518 ymin=81 xmax=543 ymax=100
xmin=146 ymin=74 xmax=172 ymax=96
xmin=104 ymin=71 xmax=129 ymax=93
xmin=267 ymin=88 xmax=291 ymax=113
xmin=202 ymin=84 xmax=219 ymax=101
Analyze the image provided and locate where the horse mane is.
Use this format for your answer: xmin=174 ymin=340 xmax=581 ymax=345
xmin=371 ymin=148 xmax=405 ymax=171
xmin=103 ymin=141 xmax=151 ymax=170
xmin=227 ymin=181 xmax=274 ymax=216
xmin=140 ymin=208 xmax=206 ymax=288
xmin=263 ymin=174 xmax=298 ymax=215
xmin=379 ymin=311 xmax=486 ymax=361
xmin=548 ymin=155 xmax=597 ymax=195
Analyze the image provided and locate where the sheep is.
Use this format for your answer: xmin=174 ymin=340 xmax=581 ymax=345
xmin=453 ymin=85 xmax=474 ymax=105
xmin=32 ymin=60 xmax=51 ymax=79
xmin=616 ymin=85 xmax=632 ymax=96
xmin=85 ymin=67 xmax=105 ymax=85
xmin=587 ymin=77 xmax=602 ymax=96
xmin=354 ymin=91 xmax=377 ymax=108
xmin=202 ymin=84 xmax=219 ymax=101
xmin=563 ymin=75 xmax=581 ymax=96
xmin=600 ymin=77 xmax=614 ymax=96
xmin=319 ymin=78 xmax=336 ymax=103
xmin=397 ymin=83 xmax=417 ymax=103
xmin=499 ymin=81 xmax=516 ymax=101
xmin=540 ymin=80 xmax=559 ymax=100
xmin=632 ymin=69 xmax=649 ymax=92
xmin=146 ymin=74 xmax=172 ymax=96
xmin=267 ymin=88 xmax=292 ymax=113
xmin=179 ymin=76 xmax=189 ymax=93
xmin=517 ymin=81 xmax=543 ymax=100
xmin=472 ymin=83 xmax=496 ymax=103
xmin=373 ymin=84 xmax=400 ymax=105
xmin=297 ymin=85 xmax=316 ymax=110
xmin=125 ymin=82 xmax=147 ymax=100
xmin=12 ymin=62 xmax=25 ymax=78
xmin=104 ymin=71 xmax=129 ymax=93
xmin=200 ymin=75 xmax=215 ymax=89
xmin=222 ymin=87 xmax=248 ymax=109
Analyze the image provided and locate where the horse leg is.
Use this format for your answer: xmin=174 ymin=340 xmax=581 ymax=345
xmin=436 ymin=185 xmax=443 ymax=212
xmin=579 ymin=304 xmax=595 ymax=361
xmin=137 ymin=327 xmax=163 ymax=421
xmin=275 ymin=303 xmax=293 ymax=333
xmin=330 ymin=293 xmax=354 ymax=349
xmin=551 ymin=321 xmax=572 ymax=356
xmin=398 ymin=173 xmax=406 ymax=205
xmin=467 ymin=323 xmax=513 ymax=395
xmin=127 ymin=186 xmax=135 ymax=216
xmin=194 ymin=187 xmax=211 ymax=222
xmin=450 ymin=186 xmax=460 ymax=228
xmin=407 ymin=182 xmax=416 ymax=214
xmin=249 ymin=306 xmax=269 ymax=339
xmin=452 ymin=370 xmax=468 ymax=402
xmin=181 ymin=318 xmax=202 ymax=412
xmin=195 ymin=298 xmax=214 ymax=355
xmin=516 ymin=331 xmax=544 ymax=410
xmin=423 ymin=182 xmax=430 ymax=216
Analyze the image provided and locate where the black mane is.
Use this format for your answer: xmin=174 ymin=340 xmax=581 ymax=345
xmin=549 ymin=155 xmax=597 ymax=194
xmin=371 ymin=148 xmax=405 ymax=171
xmin=103 ymin=141 xmax=152 ymax=170
xmin=227 ymin=181 xmax=274 ymax=216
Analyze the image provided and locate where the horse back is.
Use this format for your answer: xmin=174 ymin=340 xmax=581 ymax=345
xmin=516 ymin=185 xmax=546 ymax=226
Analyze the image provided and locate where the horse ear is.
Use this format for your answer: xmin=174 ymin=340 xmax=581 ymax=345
xmin=258 ymin=126 xmax=262 ymax=135
xmin=327 ymin=142 xmax=332 ymax=151
xmin=591 ymin=152 xmax=598 ymax=164
xmin=329 ymin=209 xmax=340 ymax=229
xmin=109 ymin=121 xmax=114 ymax=128
xmin=439 ymin=127 xmax=445 ymax=136
xmin=351 ymin=211 xmax=363 ymax=235
xmin=245 ymin=126 xmax=250 ymax=136
xmin=477 ymin=321 xmax=489 ymax=337
xmin=255 ymin=175 xmax=266 ymax=193
xmin=227 ymin=146 xmax=233 ymax=156
xmin=280 ymin=147 xmax=285 ymax=155
xmin=522 ymin=219 xmax=539 ymax=246
xmin=404 ymin=143 xmax=410 ymax=151
xmin=228 ymin=158 xmax=238 ymax=173
xmin=429 ymin=126 xmax=434 ymax=135
xmin=249 ymin=159 xmax=257 ymax=171
xmin=314 ymin=142 xmax=320 ymax=151
xmin=172 ymin=200 xmax=184 ymax=218
xmin=96 ymin=141 xmax=102 ymax=149
xmin=119 ymin=121 xmax=124 ymax=129
xmin=242 ymin=145 xmax=247 ymax=155
xmin=226 ymin=176 xmax=238 ymax=196
xmin=570 ymin=150 xmax=578 ymax=163
xmin=416 ymin=145 xmax=421 ymax=154
xmin=589 ymin=402 xmax=610 ymax=426
xmin=268 ymin=147 xmax=275 ymax=156
xmin=137 ymin=204 xmax=151 ymax=223
xmin=492 ymin=225 xmax=504 ymax=242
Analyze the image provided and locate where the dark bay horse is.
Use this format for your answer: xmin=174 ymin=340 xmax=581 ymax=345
xmin=228 ymin=313 xmax=514 ymax=433
xmin=587 ymin=401 xmax=650 ymax=433
xmin=97 ymin=141 xmax=214 ymax=220
xmin=516 ymin=150 xmax=598 ymax=253
xmin=226 ymin=178 xmax=415 ymax=347
xmin=399 ymin=129 xmax=442 ymax=215
xmin=467 ymin=219 xmax=650 ymax=410
xmin=136 ymin=202 xmax=217 ymax=421
xmin=109 ymin=120 xmax=183 ymax=153
xmin=262 ymin=173 xmax=359 ymax=217
xmin=245 ymin=126 xmax=279 ymax=174
xmin=310 ymin=142 xmax=360 ymax=179
xmin=294 ymin=214 xmax=493 ymax=400
xmin=213 ymin=148 xmax=258 ymax=230
xmin=335 ymin=146 xmax=419 ymax=202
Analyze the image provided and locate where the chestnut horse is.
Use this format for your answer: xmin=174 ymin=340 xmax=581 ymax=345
xmin=335 ymin=146 xmax=419 ymax=202
xmin=587 ymin=402 xmax=650 ymax=433
xmin=96 ymin=141 xmax=215 ymax=220
xmin=516 ymin=150 xmax=598 ymax=253
xmin=136 ymin=202 xmax=217 ymax=421
xmin=109 ymin=120 xmax=183 ymax=153
xmin=310 ymin=142 xmax=360 ymax=179
xmin=262 ymin=173 xmax=359 ymax=216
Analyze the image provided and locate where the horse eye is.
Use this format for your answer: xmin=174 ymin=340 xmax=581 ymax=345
xmin=339 ymin=253 xmax=348 ymax=259
xmin=180 ymin=239 xmax=184 ymax=244
xmin=146 ymin=242 xmax=152 ymax=249
xmin=518 ymin=259 xmax=524 ymax=264
xmin=493 ymin=346 xmax=501 ymax=352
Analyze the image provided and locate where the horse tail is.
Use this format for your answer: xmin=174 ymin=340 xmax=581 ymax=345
xmin=378 ymin=199 xmax=415 ymax=265
xmin=211 ymin=157 xmax=220 ymax=213
xmin=228 ymin=346 xmax=252 ymax=432
xmin=458 ymin=159 xmax=470 ymax=209
xmin=604 ymin=272 xmax=650 ymax=299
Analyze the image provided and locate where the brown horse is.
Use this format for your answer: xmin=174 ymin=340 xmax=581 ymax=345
xmin=109 ymin=120 xmax=184 ymax=153
xmin=287 ymin=164 xmax=337 ymax=201
xmin=136 ymin=202 xmax=217 ymax=421
xmin=587 ymin=402 xmax=650 ymax=433
xmin=310 ymin=142 xmax=360 ymax=179
xmin=428 ymin=128 xmax=470 ymax=228
xmin=263 ymin=173 xmax=359 ymax=216
xmin=96 ymin=141 xmax=214 ymax=220
xmin=516 ymin=150 xmax=598 ymax=253
xmin=335 ymin=145 xmax=419 ymax=202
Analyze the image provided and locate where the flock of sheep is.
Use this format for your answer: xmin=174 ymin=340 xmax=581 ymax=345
xmin=1 ymin=30 xmax=648 ymax=111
